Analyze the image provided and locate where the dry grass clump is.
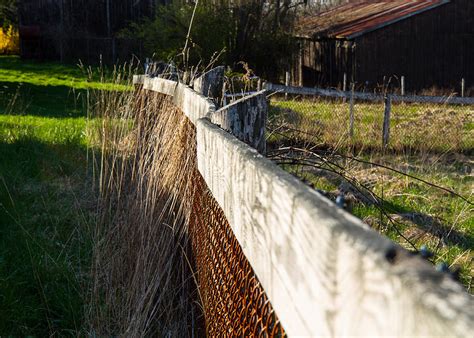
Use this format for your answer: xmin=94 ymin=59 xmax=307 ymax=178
xmin=392 ymin=107 xmax=470 ymax=153
xmin=87 ymin=72 xmax=200 ymax=336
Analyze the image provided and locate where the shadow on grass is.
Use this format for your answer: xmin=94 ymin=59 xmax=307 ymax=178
xmin=0 ymin=81 xmax=86 ymax=118
xmin=0 ymin=56 xmax=86 ymax=79
xmin=381 ymin=199 xmax=474 ymax=252
xmin=0 ymin=137 xmax=94 ymax=336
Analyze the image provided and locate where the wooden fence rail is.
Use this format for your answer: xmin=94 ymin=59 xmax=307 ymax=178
xmin=133 ymin=73 xmax=474 ymax=337
xmin=266 ymin=82 xmax=474 ymax=105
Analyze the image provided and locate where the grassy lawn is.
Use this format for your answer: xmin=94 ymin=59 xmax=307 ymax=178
xmin=0 ymin=56 xmax=99 ymax=335
xmin=271 ymin=98 xmax=474 ymax=152
xmin=269 ymin=98 xmax=473 ymax=291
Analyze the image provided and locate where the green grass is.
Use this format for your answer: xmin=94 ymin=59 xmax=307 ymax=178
xmin=0 ymin=56 xmax=97 ymax=335
xmin=282 ymin=156 xmax=473 ymax=289
xmin=270 ymin=98 xmax=474 ymax=153
xmin=269 ymin=97 xmax=474 ymax=291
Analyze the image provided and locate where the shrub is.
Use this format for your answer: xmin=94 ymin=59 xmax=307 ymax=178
xmin=120 ymin=1 xmax=297 ymax=80
xmin=0 ymin=25 xmax=19 ymax=54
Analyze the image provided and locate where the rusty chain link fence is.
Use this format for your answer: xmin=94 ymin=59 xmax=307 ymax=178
xmin=190 ymin=171 xmax=286 ymax=337
xmin=126 ymin=74 xmax=474 ymax=337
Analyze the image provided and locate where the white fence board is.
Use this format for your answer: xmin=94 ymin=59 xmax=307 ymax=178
xmin=136 ymin=74 xmax=474 ymax=337
xmin=266 ymin=83 xmax=474 ymax=105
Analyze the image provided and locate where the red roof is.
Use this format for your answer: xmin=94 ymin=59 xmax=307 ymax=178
xmin=296 ymin=0 xmax=450 ymax=39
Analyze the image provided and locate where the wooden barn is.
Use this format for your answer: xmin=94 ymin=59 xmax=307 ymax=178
xmin=18 ymin=0 xmax=171 ymax=63
xmin=292 ymin=0 xmax=474 ymax=92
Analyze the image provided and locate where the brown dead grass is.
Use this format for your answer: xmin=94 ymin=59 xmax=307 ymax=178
xmin=87 ymin=80 xmax=200 ymax=336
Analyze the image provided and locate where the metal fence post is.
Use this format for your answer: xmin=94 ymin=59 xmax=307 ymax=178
xmin=349 ymin=83 xmax=355 ymax=140
xmin=383 ymin=95 xmax=391 ymax=149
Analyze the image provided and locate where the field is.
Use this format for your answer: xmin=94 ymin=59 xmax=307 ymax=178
xmin=271 ymin=98 xmax=474 ymax=152
xmin=0 ymin=56 xmax=107 ymax=335
xmin=268 ymin=97 xmax=473 ymax=290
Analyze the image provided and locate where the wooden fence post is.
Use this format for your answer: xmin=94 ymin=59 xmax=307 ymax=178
xmin=285 ymin=71 xmax=290 ymax=100
xmin=401 ymin=76 xmax=405 ymax=96
xmin=222 ymin=80 xmax=227 ymax=106
xmin=383 ymin=95 xmax=391 ymax=149
xmin=342 ymin=72 xmax=348 ymax=103
xmin=210 ymin=92 xmax=267 ymax=154
xmin=461 ymin=78 xmax=465 ymax=98
xmin=193 ymin=66 xmax=225 ymax=105
xmin=349 ymin=83 xmax=355 ymax=140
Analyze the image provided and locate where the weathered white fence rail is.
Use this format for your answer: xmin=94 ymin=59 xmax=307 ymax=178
xmin=266 ymin=82 xmax=474 ymax=105
xmin=133 ymin=73 xmax=474 ymax=337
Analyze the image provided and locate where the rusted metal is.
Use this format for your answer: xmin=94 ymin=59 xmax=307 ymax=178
xmin=297 ymin=0 xmax=450 ymax=39
xmin=190 ymin=172 xmax=286 ymax=337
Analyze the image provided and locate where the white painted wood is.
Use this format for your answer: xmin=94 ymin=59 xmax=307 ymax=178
xmin=267 ymin=82 xmax=474 ymax=105
xmin=401 ymin=75 xmax=406 ymax=96
xmin=132 ymin=75 xmax=145 ymax=85
xmin=196 ymin=117 xmax=474 ymax=338
xmin=210 ymin=91 xmax=267 ymax=153
xmin=137 ymin=76 xmax=216 ymax=123
xmin=349 ymin=83 xmax=355 ymax=139
xmin=383 ymin=96 xmax=391 ymax=148
xmin=143 ymin=77 xmax=177 ymax=96
xmin=172 ymin=83 xmax=216 ymax=124
xmin=134 ymin=74 xmax=474 ymax=337
xmin=193 ymin=66 xmax=224 ymax=102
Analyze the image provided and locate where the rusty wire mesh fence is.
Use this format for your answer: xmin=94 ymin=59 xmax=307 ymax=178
xmin=268 ymin=93 xmax=474 ymax=154
xmin=190 ymin=172 xmax=286 ymax=337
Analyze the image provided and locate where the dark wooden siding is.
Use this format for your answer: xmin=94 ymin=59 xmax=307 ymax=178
xmin=297 ymin=0 xmax=474 ymax=91
xmin=355 ymin=0 xmax=474 ymax=91
xmin=19 ymin=0 xmax=168 ymax=63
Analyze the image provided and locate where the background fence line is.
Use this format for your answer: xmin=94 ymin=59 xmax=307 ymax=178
xmin=133 ymin=72 xmax=474 ymax=337
xmin=266 ymin=82 xmax=474 ymax=105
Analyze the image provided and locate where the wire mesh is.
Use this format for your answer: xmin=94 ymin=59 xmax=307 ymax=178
xmin=268 ymin=93 xmax=473 ymax=154
xmin=190 ymin=172 xmax=286 ymax=337
xmin=266 ymin=87 xmax=474 ymax=289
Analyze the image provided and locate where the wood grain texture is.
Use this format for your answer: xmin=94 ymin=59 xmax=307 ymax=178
xmin=210 ymin=91 xmax=267 ymax=154
xmin=193 ymin=66 xmax=225 ymax=103
xmin=196 ymin=117 xmax=474 ymax=337
xmin=267 ymin=82 xmax=474 ymax=105
xmin=132 ymin=74 xmax=145 ymax=85
xmin=172 ymin=83 xmax=216 ymax=124
xmin=143 ymin=77 xmax=177 ymax=96
xmin=134 ymin=74 xmax=474 ymax=337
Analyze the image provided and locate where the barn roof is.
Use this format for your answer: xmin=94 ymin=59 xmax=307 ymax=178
xmin=296 ymin=0 xmax=450 ymax=39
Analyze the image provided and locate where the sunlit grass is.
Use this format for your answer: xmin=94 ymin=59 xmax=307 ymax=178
xmin=271 ymin=98 xmax=474 ymax=152
xmin=0 ymin=56 xmax=97 ymax=335
xmin=0 ymin=56 xmax=129 ymax=91
xmin=269 ymin=97 xmax=474 ymax=291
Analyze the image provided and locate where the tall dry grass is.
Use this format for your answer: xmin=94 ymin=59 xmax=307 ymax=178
xmin=86 ymin=66 xmax=200 ymax=336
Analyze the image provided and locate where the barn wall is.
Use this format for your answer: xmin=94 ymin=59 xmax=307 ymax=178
xmin=294 ymin=38 xmax=354 ymax=88
xmin=355 ymin=0 xmax=474 ymax=91
xmin=19 ymin=0 xmax=166 ymax=63
xmin=298 ymin=0 xmax=474 ymax=91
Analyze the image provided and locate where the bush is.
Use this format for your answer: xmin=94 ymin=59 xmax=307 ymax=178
xmin=0 ymin=25 xmax=19 ymax=54
xmin=120 ymin=1 xmax=297 ymax=80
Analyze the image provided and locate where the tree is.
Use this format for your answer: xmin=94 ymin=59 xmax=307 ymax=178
xmin=122 ymin=0 xmax=300 ymax=80
xmin=0 ymin=0 xmax=17 ymax=29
